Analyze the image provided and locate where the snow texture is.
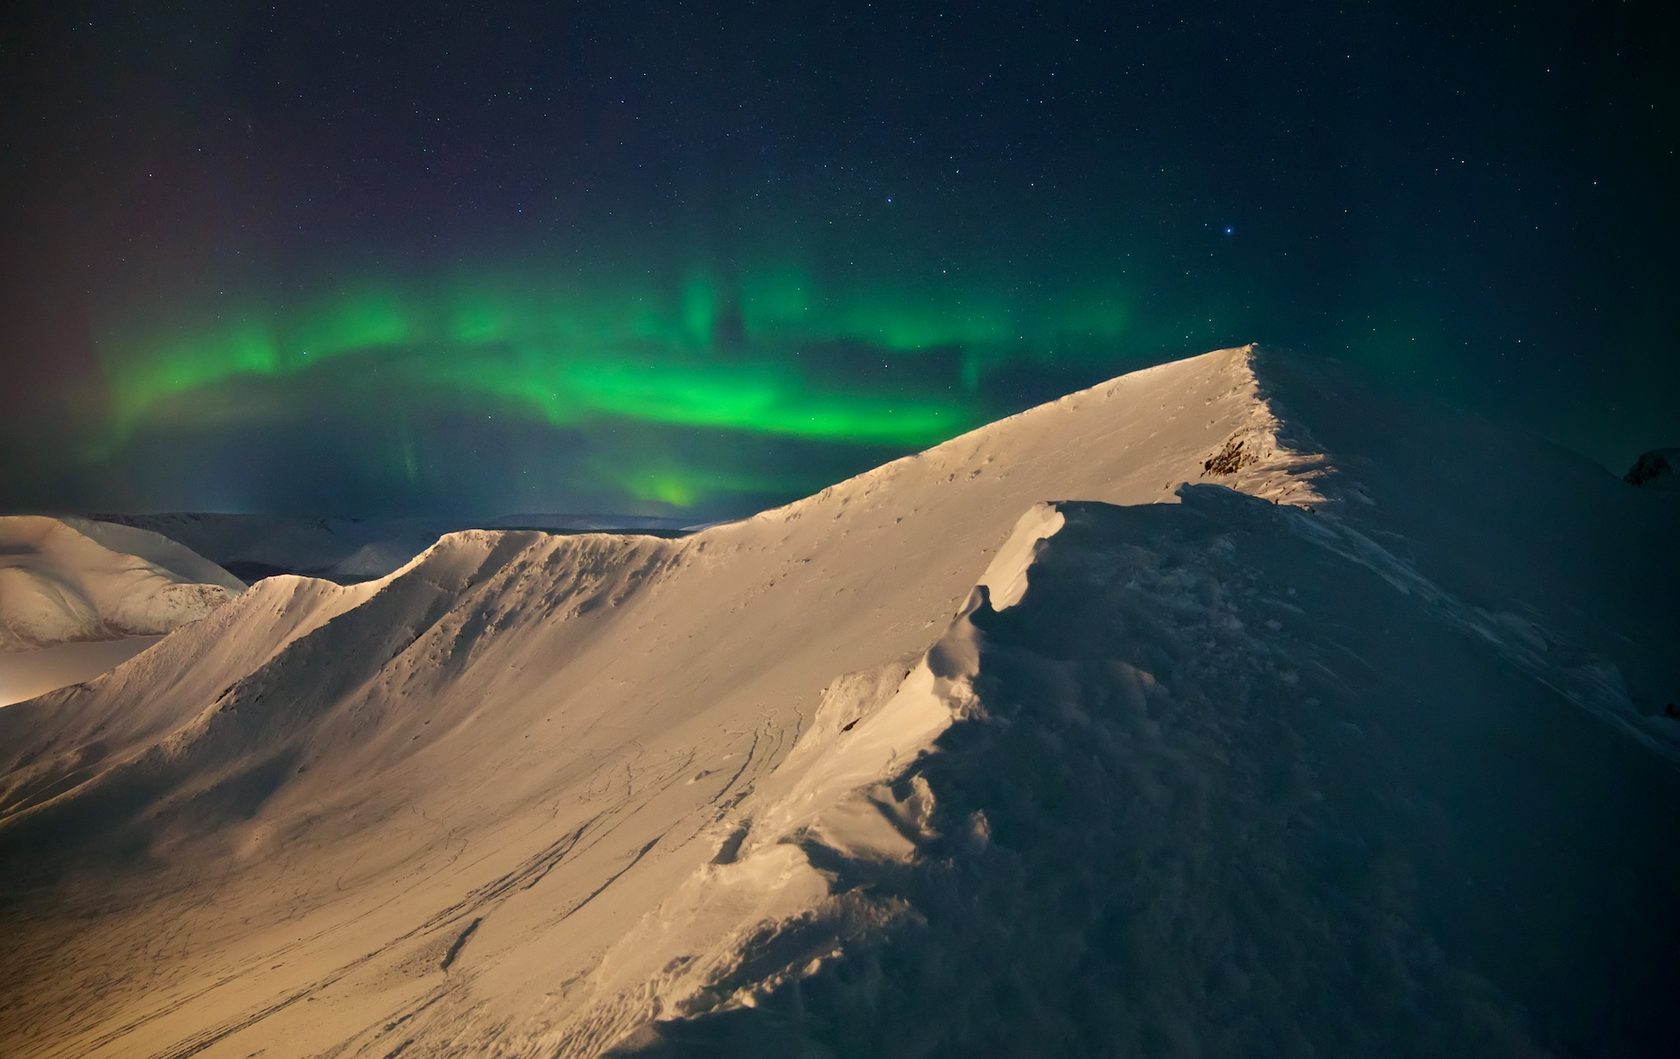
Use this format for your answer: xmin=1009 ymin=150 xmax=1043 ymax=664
xmin=0 ymin=347 xmax=1674 ymax=1058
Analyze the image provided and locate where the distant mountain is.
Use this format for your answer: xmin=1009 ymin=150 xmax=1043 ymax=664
xmin=91 ymin=512 xmax=702 ymax=585
xmin=0 ymin=516 xmax=243 ymax=706
xmin=1 ymin=347 xmax=1673 ymax=1057
xmin=0 ymin=515 xmax=241 ymax=651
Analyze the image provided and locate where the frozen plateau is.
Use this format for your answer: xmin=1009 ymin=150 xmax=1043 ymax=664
xmin=0 ymin=346 xmax=1674 ymax=1057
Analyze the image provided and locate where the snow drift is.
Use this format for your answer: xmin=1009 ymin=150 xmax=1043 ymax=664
xmin=0 ymin=347 xmax=1674 ymax=1058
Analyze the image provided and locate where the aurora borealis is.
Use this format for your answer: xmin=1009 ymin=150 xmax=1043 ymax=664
xmin=3 ymin=1 xmax=1676 ymax=516
xmin=97 ymin=266 xmax=1130 ymax=447
xmin=83 ymin=261 xmax=1162 ymax=512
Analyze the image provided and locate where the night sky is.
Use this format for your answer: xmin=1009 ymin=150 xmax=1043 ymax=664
xmin=2 ymin=1 xmax=1674 ymax=517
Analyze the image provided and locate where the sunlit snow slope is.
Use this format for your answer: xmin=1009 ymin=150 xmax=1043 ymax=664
xmin=0 ymin=347 xmax=1673 ymax=1057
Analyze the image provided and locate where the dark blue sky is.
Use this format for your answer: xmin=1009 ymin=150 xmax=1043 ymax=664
xmin=2 ymin=1 xmax=1674 ymax=515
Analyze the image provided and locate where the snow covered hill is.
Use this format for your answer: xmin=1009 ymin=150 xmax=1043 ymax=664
xmin=0 ymin=515 xmax=242 ymax=651
xmin=95 ymin=512 xmax=699 ymax=584
xmin=0 ymin=517 xmax=244 ymax=705
xmin=0 ymin=347 xmax=1673 ymax=1057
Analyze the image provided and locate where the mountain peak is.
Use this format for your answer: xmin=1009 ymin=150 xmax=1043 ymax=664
xmin=1 ymin=346 xmax=1674 ymax=1056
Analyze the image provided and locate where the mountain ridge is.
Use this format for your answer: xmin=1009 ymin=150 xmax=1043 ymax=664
xmin=1 ymin=345 xmax=1673 ymax=1057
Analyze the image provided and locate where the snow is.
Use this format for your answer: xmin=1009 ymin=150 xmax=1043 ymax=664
xmin=55 ymin=517 xmax=246 ymax=592
xmin=0 ymin=515 xmax=243 ymax=653
xmin=599 ymin=489 xmax=1678 ymax=1056
xmin=978 ymin=500 xmax=1066 ymax=609
xmin=0 ymin=346 xmax=1674 ymax=1057
xmin=95 ymin=512 xmax=700 ymax=584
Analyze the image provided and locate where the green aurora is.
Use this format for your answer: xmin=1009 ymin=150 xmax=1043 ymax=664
xmin=8 ymin=1 xmax=1676 ymax=522
xmin=89 ymin=262 xmax=1181 ymax=512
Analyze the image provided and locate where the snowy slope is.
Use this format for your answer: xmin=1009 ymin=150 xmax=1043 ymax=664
xmin=0 ymin=347 xmax=1674 ymax=1057
xmin=0 ymin=516 xmax=242 ymax=652
xmin=582 ymin=491 xmax=1679 ymax=1056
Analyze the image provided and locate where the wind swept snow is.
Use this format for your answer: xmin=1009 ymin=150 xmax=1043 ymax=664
xmin=0 ymin=347 xmax=1673 ymax=1057
xmin=587 ymin=492 xmax=1677 ymax=1056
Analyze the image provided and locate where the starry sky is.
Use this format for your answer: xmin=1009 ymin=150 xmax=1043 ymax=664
xmin=2 ymin=1 xmax=1674 ymax=517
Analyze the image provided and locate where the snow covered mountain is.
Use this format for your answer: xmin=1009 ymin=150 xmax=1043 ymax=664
xmin=95 ymin=512 xmax=699 ymax=585
xmin=0 ymin=516 xmax=244 ymax=705
xmin=0 ymin=347 xmax=1673 ymax=1057
xmin=0 ymin=516 xmax=242 ymax=651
